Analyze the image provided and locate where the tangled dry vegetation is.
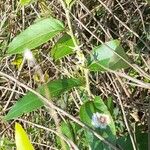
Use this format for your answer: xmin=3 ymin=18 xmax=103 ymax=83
xmin=0 ymin=0 xmax=150 ymax=149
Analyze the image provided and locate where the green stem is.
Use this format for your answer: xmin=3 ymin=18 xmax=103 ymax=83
xmin=59 ymin=0 xmax=91 ymax=96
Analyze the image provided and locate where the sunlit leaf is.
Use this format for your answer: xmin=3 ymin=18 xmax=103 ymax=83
xmin=8 ymin=18 xmax=64 ymax=54
xmin=88 ymin=40 xmax=129 ymax=71
xmin=15 ymin=123 xmax=35 ymax=150
xmin=20 ymin=0 xmax=32 ymax=6
xmin=11 ymin=57 xmax=23 ymax=69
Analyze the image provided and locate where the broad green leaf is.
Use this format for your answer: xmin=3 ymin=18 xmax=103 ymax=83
xmin=51 ymin=34 xmax=74 ymax=60
xmin=7 ymin=18 xmax=64 ymax=54
xmin=79 ymin=96 xmax=116 ymax=150
xmin=88 ymin=40 xmax=129 ymax=71
xmin=20 ymin=0 xmax=32 ymax=6
xmin=4 ymin=78 xmax=84 ymax=121
xmin=15 ymin=123 xmax=35 ymax=150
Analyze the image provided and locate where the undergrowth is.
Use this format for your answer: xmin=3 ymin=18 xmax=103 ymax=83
xmin=0 ymin=0 xmax=150 ymax=150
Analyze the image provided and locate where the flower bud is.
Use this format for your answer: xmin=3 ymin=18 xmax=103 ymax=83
xmin=91 ymin=112 xmax=110 ymax=129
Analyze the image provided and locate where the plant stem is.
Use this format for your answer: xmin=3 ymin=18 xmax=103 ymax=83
xmin=0 ymin=70 xmax=119 ymax=150
xmin=58 ymin=0 xmax=91 ymax=96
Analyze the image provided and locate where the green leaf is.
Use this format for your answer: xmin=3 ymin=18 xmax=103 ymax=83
xmin=20 ymin=0 xmax=32 ymax=6
xmin=4 ymin=78 xmax=84 ymax=121
xmin=51 ymin=34 xmax=74 ymax=60
xmin=15 ymin=123 xmax=35 ymax=150
xmin=65 ymin=0 xmax=75 ymax=8
xmin=57 ymin=122 xmax=74 ymax=150
xmin=58 ymin=121 xmax=82 ymax=149
xmin=84 ymin=131 xmax=105 ymax=150
xmin=7 ymin=18 xmax=64 ymax=55
xmin=65 ymin=0 xmax=72 ymax=6
xmin=61 ymin=121 xmax=81 ymax=142
xmin=117 ymin=132 xmax=148 ymax=150
xmin=61 ymin=121 xmax=75 ymax=141
xmin=88 ymin=40 xmax=129 ymax=71
xmin=79 ymin=96 xmax=116 ymax=150
xmin=105 ymin=97 xmax=114 ymax=116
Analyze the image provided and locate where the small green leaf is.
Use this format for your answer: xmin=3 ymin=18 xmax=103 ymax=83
xmin=84 ymin=131 xmax=104 ymax=150
xmin=65 ymin=0 xmax=75 ymax=8
xmin=65 ymin=0 xmax=72 ymax=6
xmin=105 ymin=97 xmax=114 ymax=116
xmin=88 ymin=40 xmax=129 ymax=71
xmin=7 ymin=18 xmax=64 ymax=55
xmin=15 ymin=123 xmax=35 ymax=150
xmin=51 ymin=34 xmax=74 ymax=60
xmin=61 ymin=122 xmax=75 ymax=142
xmin=61 ymin=121 xmax=81 ymax=141
xmin=4 ymin=78 xmax=84 ymax=121
xmin=58 ymin=121 xmax=82 ymax=149
xmin=79 ymin=96 xmax=116 ymax=149
xmin=20 ymin=0 xmax=32 ymax=6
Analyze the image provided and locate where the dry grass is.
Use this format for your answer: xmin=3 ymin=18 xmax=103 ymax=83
xmin=0 ymin=0 xmax=150 ymax=149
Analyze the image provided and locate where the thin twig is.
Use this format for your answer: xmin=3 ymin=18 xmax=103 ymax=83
xmin=0 ymin=86 xmax=25 ymax=95
xmin=3 ymin=57 xmax=25 ymax=111
xmin=69 ymin=2 xmax=150 ymax=81
xmin=113 ymin=74 xmax=137 ymax=150
xmin=97 ymin=0 xmax=150 ymax=51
